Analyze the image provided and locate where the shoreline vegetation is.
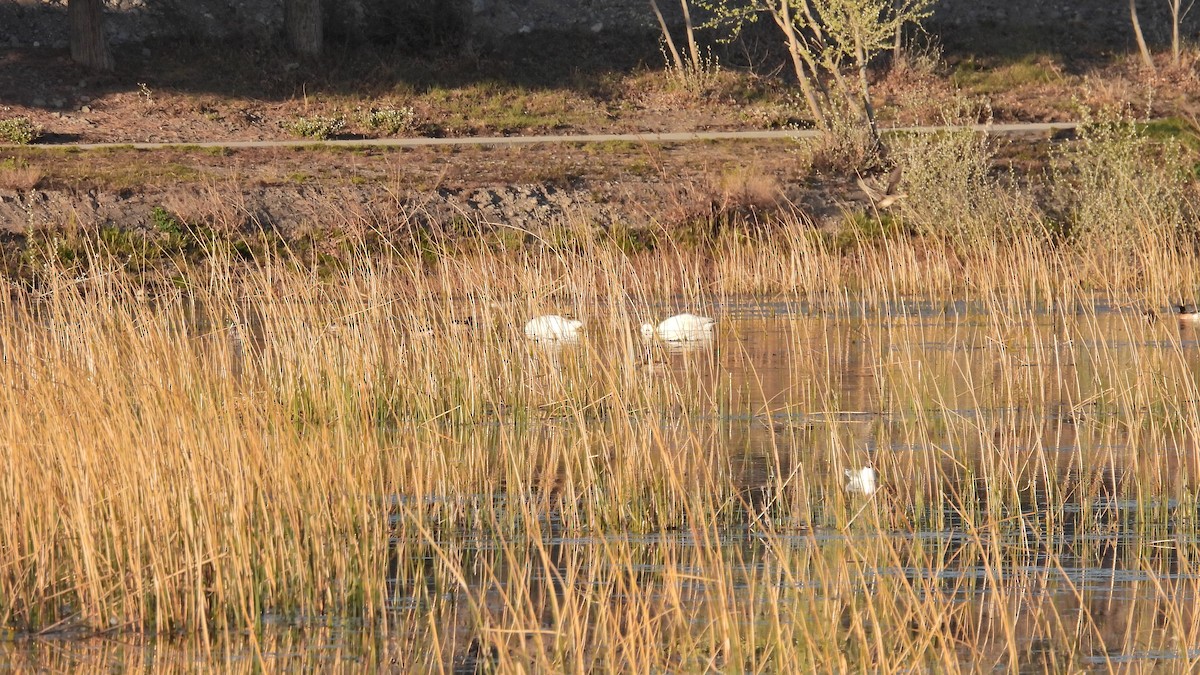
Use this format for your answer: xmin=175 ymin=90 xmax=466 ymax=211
xmin=5 ymin=170 xmax=1200 ymax=668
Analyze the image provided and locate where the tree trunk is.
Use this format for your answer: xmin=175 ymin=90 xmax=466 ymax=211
xmin=773 ymin=1 xmax=826 ymax=129
xmin=456 ymin=0 xmax=476 ymax=57
xmin=650 ymin=0 xmax=684 ymax=72
xmin=285 ymin=0 xmax=323 ymax=58
xmin=1128 ymin=0 xmax=1156 ymax=72
xmin=892 ymin=21 xmax=903 ymax=67
xmin=679 ymin=0 xmax=701 ymax=70
xmin=1170 ymin=0 xmax=1182 ymax=67
xmin=68 ymin=0 xmax=113 ymax=72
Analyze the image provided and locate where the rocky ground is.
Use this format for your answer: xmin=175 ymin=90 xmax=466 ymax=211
xmin=0 ymin=139 xmax=860 ymax=238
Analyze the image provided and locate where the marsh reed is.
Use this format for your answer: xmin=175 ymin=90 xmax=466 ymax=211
xmin=4 ymin=200 xmax=1200 ymax=671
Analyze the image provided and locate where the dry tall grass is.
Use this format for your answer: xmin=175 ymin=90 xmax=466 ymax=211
xmin=1 ymin=221 xmax=1200 ymax=670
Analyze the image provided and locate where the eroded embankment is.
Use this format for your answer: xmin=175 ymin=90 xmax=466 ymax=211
xmin=0 ymin=139 xmax=859 ymax=238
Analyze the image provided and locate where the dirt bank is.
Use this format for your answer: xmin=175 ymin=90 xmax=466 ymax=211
xmin=0 ymin=138 xmax=868 ymax=240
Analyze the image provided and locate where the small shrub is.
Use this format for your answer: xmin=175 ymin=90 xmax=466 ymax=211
xmin=804 ymin=101 xmax=877 ymax=174
xmin=0 ymin=117 xmax=42 ymax=145
xmin=894 ymin=37 xmax=946 ymax=77
xmin=1053 ymin=109 xmax=1197 ymax=249
xmin=281 ymin=115 xmax=346 ymax=140
xmin=366 ymin=107 xmax=418 ymax=136
xmin=893 ymin=133 xmax=1030 ymax=245
xmin=888 ymin=101 xmax=1038 ymax=248
xmin=662 ymin=45 xmax=722 ymax=97
xmin=151 ymin=206 xmax=182 ymax=235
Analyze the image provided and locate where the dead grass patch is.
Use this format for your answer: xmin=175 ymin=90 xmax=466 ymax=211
xmin=0 ymin=162 xmax=42 ymax=190
xmin=158 ymin=180 xmax=250 ymax=234
xmin=713 ymin=165 xmax=781 ymax=211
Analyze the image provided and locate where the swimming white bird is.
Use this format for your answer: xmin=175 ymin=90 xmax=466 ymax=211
xmin=524 ymin=314 xmax=584 ymax=341
xmin=844 ymin=466 xmax=877 ymax=496
xmin=641 ymin=313 xmax=716 ymax=342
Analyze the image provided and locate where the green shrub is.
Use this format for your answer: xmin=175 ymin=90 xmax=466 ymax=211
xmin=281 ymin=115 xmax=346 ymax=140
xmin=1053 ymin=110 xmax=1197 ymax=248
xmin=365 ymin=107 xmax=417 ymax=136
xmin=886 ymin=101 xmax=1038 ymax=248
xmin=0 ymin=117 xmax=42 ymax=145
xmin=892 ymin=128 xmax=1033 ymax=245
xmin=803 ymin=99 xmax=877 ymax=174
xmin=151 ymin=206 xmax=182 ymax=235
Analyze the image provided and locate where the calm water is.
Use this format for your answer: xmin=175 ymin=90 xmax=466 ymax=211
xmin=8 ymin=297 xmax=1200 ymax=671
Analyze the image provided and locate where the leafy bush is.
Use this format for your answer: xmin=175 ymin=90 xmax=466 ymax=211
xmin=878 ymin=100 xmax=1037 ymax=248
xmin=151 ymin=206 xmax=182 ymax=235
xmin=892 ymin=127 xmax=1033 ymax=246
xmin=1053 ymin=110 xmax=1196 ymax=249
xmin=366 ymin=107 xmax=417 ymax=136
xmin=0 ymin=117 xmax=42 ymax=145
xmin=281 ymin=115 xmax=346 ymax=140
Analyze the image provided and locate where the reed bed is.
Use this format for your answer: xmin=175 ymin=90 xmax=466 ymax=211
xmin=3 ymin=218 xmax=1200 ymax=671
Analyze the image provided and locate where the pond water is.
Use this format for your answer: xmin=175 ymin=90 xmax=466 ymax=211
xmin=7 ymin=298 xmax=1200 ymax=671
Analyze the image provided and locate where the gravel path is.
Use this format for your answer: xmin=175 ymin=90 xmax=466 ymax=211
xmin=12 ymin=122 xmax=1080 ymax=151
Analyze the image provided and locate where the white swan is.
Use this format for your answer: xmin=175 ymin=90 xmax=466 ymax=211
xmin=524 ymin=314 xmax=584 ymax=341
xmin=641 ymin=313 xmax=716 ymax=342
xmin=844 ymin=466 xmax=877 ymax=496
